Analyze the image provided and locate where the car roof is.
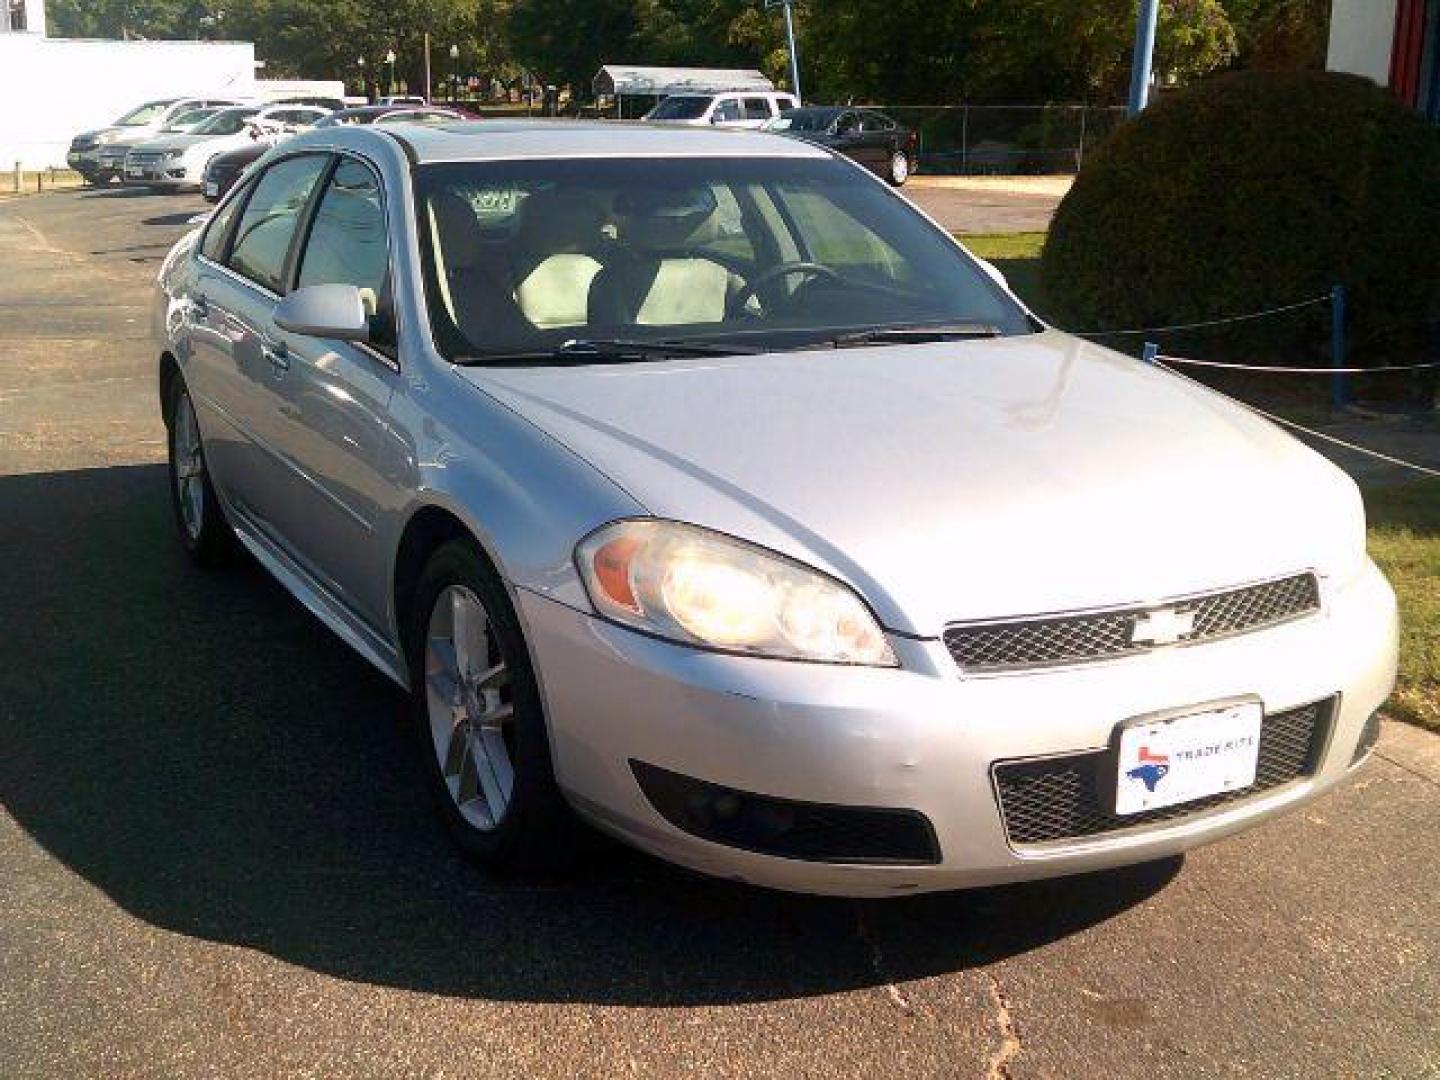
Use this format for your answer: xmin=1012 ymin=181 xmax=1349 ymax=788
xmin=374 ymin=119 xmax=831 ymax=163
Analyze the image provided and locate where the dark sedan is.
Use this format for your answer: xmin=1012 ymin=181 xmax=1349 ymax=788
xmin=202 ymin=105 xmax=465 ymax=201
xmin=764 ymin=106 xmax=917 ymax=186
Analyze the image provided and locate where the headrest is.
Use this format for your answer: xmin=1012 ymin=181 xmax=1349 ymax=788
xmin=614 ymin=183 xmax=719 ymax=252
xmin=514 ymin=189 xmax=605 ymax=255
xmin=428 ymin=191 xmax=482 ymax=270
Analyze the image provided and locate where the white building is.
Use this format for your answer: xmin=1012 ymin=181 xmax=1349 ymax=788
xmin=1327 ymin=0 xmax=1438 ymax=121
xmin=0 ymin=0 xmax=258 ymax=169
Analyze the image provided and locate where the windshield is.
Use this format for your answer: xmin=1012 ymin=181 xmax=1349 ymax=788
xmin=192 ymin=109 xmax=259 ymax=136
xmin=114 ymin=100 xmax=175 ymax=126
xmin=415 ymin=157 xmax=1032 ymax=363
xmin=162 ymin=108 xmax=218 ymax=133
xmin=646 ymin=97 xmax=710 ymax=121
xmin=770 ymin=109 xmax=839 ymax=132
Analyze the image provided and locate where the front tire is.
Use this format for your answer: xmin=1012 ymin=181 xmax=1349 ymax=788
xmin=404 ymin=539 xmax=573 ymax=874
xmin=166 ymin=375 xmax=236 ymax=567
xmin=887 ymin=151 xmax=911 ymax=187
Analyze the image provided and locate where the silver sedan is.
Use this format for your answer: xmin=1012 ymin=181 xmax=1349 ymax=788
xmin=154 ymin=121 xmax=1396 ymax=896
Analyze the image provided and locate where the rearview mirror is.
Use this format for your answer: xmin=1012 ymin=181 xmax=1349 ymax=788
xmin=273 ymin=284 xmax=370 ymax=341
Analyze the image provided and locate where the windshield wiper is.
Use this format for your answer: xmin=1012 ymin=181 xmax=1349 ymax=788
xmin=455 ymin=338 xmax=760 ymax=366
xmin=826 ymin=323 xmax=1004 ymax=348
xmin=557 ymin=338 xmax=761 ymax=358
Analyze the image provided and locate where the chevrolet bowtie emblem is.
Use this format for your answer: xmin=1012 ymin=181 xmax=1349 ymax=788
xmin=1130 ymin=607 xmax=1196 ymax=646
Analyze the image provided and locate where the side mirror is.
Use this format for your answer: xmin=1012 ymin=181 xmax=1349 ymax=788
xmin=273 ymin=283 xmax=370 ymax=341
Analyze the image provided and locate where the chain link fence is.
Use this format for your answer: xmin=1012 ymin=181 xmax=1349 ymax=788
xmin=866 ymin=105 xmax=1129 ymax=176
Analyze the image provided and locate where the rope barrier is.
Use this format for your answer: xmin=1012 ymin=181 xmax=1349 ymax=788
xmin=1154 ymin=362 xmax=1440 ymax=479
xmin=1076 ymin=295 xmax=1332 ymax=338
xmin=1157 ymin=355 xmax=1440 ymax=375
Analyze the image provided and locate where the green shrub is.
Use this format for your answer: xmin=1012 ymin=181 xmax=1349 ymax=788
xmin=1041 ymin=71 xmax=1440 ymax=349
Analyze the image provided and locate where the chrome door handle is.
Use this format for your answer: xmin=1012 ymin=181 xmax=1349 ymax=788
xmin=262 ymin=340 xmax=290 ymax=372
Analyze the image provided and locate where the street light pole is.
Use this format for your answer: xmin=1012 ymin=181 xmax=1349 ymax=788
xmin=1127 ymin=0 xmax=1160 ymax=116
xmin=385 ymin=48 xmax=397 ymax=97
xmin=764 ymin=0 xmax=802 ymax=104
xmin=449 ymin=44 xmax=460 ymax=104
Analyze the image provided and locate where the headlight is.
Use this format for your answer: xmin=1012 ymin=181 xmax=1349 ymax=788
xmin=164 ymin=149 xmax=185 ymax=160
xmin=576 ymin=520 xmax=897 ymax=666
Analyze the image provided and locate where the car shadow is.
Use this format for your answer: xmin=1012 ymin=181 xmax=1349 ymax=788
xmin=0 ymin=464 xmax=1181 ymax=1006
xmin=141 ymin=212 xmax=206 ymax=227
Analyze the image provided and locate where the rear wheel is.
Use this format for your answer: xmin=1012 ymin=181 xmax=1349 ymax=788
xmin=166 ymin=375 xmax=236 ymax=567
xmin=887 ymin=151 xmax=911 ymax=187
xmin=405 ymin=539 xmax=573 ymax=873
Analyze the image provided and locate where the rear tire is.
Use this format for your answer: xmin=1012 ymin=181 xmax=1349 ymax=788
xmin=166 ymin=374 xmax=237 ymax=568
xmin=404 ymin=538 xmax=574 ymax=874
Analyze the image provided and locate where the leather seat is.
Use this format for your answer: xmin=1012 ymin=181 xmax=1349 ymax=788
xmin=511 ymin=190 xmax=606 ymax=331
xmin=587 ymin=186 xmax=743 ymax=329
xmin=425 ymin=190 xmax=531 ymax=345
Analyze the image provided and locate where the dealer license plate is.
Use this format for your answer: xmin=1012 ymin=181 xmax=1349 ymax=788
xmin=204 ymin=181 xmax=218 ymax=197
xmin=1115 ymin=702 xmax=1262 ymax=815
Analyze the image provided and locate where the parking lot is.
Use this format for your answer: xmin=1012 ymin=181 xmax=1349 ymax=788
xmin=1 ymin=188 xmax=1437 ymax=1078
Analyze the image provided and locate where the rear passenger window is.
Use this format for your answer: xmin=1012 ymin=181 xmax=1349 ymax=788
xmin=742 ymin=98 xmax=772 ymax=120
xmin=713 ymin=100 xmax=742 ymax=122
xmin=227 ymin=155 xmax=328 ymax=294
xmin=297 ymin=158 xmax=388 ymax=298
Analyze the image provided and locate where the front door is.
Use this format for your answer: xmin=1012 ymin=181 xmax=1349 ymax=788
xmin=263 ymin=155 xmax=406 ymax=630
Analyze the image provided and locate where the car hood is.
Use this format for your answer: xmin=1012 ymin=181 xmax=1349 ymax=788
xmin=137 ymin=133 xmax=211 ymax=152
xmin=458 ymin=333 xmax=1364 ymax=636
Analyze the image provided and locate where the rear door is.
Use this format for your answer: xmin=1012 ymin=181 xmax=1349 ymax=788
xmin=264 ymin=154 xmax=405 ymax=628
xmin=190 ymin=153 xmax=331 ymax=541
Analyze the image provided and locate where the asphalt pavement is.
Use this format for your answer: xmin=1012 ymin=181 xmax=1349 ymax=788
xmin=1 ymin=188 xmax=1436 ymax=1079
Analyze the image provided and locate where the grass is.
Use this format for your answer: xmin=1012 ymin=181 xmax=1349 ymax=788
xmin=1363 ymin=481 xmax=1440 ymax=731
xmin=965 ymin=229 xmax=1439 ymax=732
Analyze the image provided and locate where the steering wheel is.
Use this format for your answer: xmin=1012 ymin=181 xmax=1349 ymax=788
xmin=726 ymin=260 xmax=844 ymax=317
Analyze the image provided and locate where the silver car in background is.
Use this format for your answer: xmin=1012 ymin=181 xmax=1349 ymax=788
xmin=153 ymin=122 xmax=1396 ymax=896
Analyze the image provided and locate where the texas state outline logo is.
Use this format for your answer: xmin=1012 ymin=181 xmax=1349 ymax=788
xmin=1126 ymin=746 xmax=1171 ymax=792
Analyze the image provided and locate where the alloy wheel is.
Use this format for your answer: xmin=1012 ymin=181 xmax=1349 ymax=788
xmin=423 ymin=585 xmax=516 ymax=831
xmin=172 ymin=392 xmax=206 ymax=540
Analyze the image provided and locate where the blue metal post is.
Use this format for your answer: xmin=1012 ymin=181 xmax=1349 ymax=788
xmin=1142 ymin=341 xmax=1159 ymax=364
xmin=1331 ymin=284 xmax=1349 ymax=410
xmin=1128 ymin=0 xmax=1161 ymax=116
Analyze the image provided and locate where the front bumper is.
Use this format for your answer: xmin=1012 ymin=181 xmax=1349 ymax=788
xmin=519 ymin=560 xmax=1397 ymax=897
xmin=122 ymin=159 xmax=196 ymax=188
xmin=66 ymin=149 xmax=103 ymax=178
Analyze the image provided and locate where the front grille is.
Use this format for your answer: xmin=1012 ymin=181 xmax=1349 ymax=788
xmin=945 ymin=572 xmax=1320 ymax=673
xmin=992 ymin=697 xmax=1335 ymax=847
xmin=632 ymin=760 xmax=940 ymax=865
xmin=128 ymin=152 xmax=165 ymax=166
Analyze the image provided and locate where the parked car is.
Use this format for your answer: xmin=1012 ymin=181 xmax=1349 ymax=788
xmin=205 ymin=107 xmax=465 ymax=202
xmin=766 ymin=106 xmax=917 ymax=186
xmin=67 ymin=96 xmax=243 ymax=184
xmin=377 ymin=95 xmax=428 ymax=106
xmin=643 ymin=91 xmax=798 ymax=128
xmin=155 ymin=121 xmax=1396 ymax=897
xmin=312 ymin=105 xmax=465 ymax=129
xmin=95 ymin=107 xmax=225 ymax=181
xmin=125 ymin=105 xmax=331 ymax=191
xmin=264 ymin=95 xmax=348 ymax=112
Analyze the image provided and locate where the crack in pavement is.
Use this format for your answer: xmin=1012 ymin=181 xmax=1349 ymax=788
xmin=1375 ymin=749 xmax=1440 ymax=791
xmin=984 ymin=971 xmax=1022 ymax=1079
xmin=852 ymin=904 xmax=914 ymax=1014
